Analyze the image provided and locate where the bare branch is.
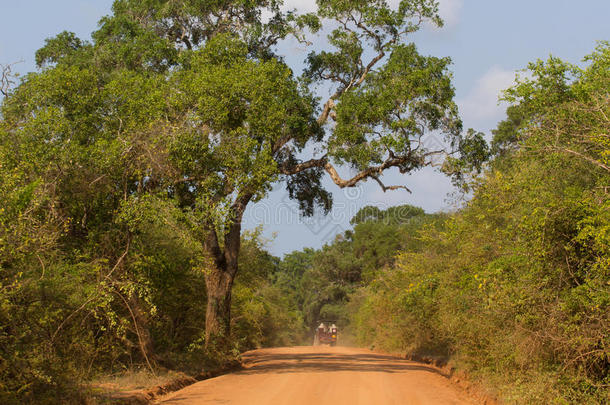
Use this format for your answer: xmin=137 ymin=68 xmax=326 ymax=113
xmin=323 ymin=157 xmax=402 ymax=188
xmin=1 ymin=61 xmax=22 ymax=96
xmin=371 ymin=175 xmax=411 ymax=193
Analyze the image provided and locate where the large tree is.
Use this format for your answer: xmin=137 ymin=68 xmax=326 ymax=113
xmin=3 ymin=0 xmax=465 ymax=348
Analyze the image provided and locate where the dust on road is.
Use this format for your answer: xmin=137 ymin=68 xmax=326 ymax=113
xmin=157 ymin=346 xmax=475 ymax=405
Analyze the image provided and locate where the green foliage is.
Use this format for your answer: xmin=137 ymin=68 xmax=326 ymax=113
xmin=170 ymin=33 xmax=320 ymax=212
xmin=35 ymin=31 xmax=88 ymax=68
xmin=280 ymin=204 xmax=438 ymax=334
xmin=0 ymin=0 xmax=481 ymax=400
xmin=330 ymin=43 xmax=460 ymax=168
xmin=232 ymin=231 xmax=307 ymax=349
xmin=444 ymin=128 xmax=490 ymax=190
xmin=350 ymin=204 xmax=425 ymax=225
xmin=351 ymin=45 xmax=610 ymax=404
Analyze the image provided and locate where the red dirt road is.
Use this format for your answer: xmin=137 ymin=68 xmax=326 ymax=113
xmin=157 ymin=346 xmax=475 ymax=405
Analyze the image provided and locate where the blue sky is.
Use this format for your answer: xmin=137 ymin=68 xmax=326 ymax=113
xmin=1 ymin=0 xmax=609 ymax=255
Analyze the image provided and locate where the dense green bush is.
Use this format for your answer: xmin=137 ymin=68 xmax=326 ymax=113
xmin=351 ymin=44 xmax=610 ymax=403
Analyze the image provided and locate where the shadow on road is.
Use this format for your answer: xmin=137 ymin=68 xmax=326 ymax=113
xmin=239 ymin=351 xmax=444 ymax=376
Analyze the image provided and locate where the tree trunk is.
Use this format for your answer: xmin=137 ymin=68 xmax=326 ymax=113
xmin=201 ymin=193 xmax=251 ymax=350
xmin=204 ymin=264 xmax=235 ymax=348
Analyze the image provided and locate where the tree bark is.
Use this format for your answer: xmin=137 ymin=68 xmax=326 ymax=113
xmin=202 ymin=192 xmax=251 ymax=349
xmin=204 ymin=264 xmax=235 ymax=348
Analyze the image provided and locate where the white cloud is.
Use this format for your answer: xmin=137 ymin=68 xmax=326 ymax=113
xmin=458 ymin=66 xmax=518 ymax=125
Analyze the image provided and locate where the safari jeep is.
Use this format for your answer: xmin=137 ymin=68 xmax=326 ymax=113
xmin=313 ymin=321 xmax=338 ymax=346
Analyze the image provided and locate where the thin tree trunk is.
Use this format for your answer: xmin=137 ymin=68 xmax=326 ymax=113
xmin=114 ymin=288 xmax=157 ymax=371
xmin=129 ymin=293 xmax=157 ymax=369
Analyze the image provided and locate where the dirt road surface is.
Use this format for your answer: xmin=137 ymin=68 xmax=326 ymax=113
xmin=157 ymin=346 xmax=475 ymax=405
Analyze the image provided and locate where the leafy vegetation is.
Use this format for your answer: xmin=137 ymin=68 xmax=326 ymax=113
xmin=0 ymin=0 xmax=607 ymax=403
xmin=267 ymin=43 xmax=609 ymax=404
xmin=1 ymin=0 xmax=469 ymax=402
xmin=347 ymin=44 xmax=609 ymax=403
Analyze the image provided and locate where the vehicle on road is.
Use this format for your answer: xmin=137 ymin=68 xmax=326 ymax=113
xmin=314 ymin=321 xmax=338 ymax=346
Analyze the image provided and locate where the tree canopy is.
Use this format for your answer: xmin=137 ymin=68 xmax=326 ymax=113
xmin=2 ymin=0 xmax=469 ymax=347
xmin=0 ymin=2 xmax=608 ymax=402
xmin=0 ymin=1 xmax=473 ymax=400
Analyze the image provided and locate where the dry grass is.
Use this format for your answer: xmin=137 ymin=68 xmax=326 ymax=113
xmin=89 ymin=369 xmax=189 ymax=393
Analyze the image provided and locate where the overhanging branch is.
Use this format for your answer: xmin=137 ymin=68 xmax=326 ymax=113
xmin=280 ymin=155 xmax=415 ymax=193
xmin=371 ymin=175 xmax=411 ymax=193
xmin=322 ymin=157 xmax=409 ymax=188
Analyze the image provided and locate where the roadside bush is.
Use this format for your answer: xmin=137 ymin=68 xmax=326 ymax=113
xmin=351 ymin=45 xmax=610 ymax=404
